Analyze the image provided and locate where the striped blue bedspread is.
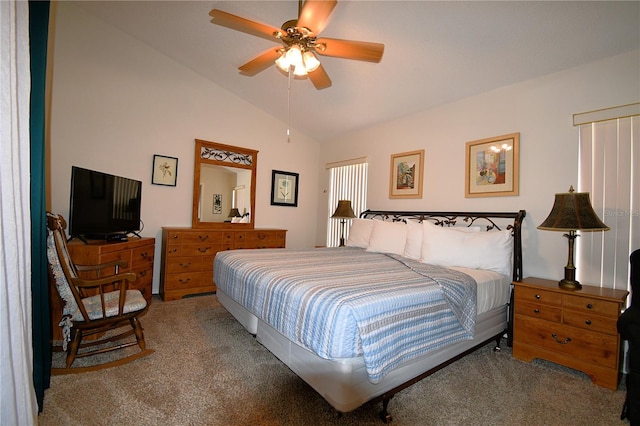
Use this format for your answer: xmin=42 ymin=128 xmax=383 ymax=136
xmin=214 ymin=247 xmax=477 ymax=383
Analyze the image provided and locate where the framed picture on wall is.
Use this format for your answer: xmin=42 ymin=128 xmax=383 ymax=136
xmin=389 ymin=149 xmax=424 ymax=199
xmin=465 ymin=133 xmax=519 ymax=197
xmin=152 ymin=154 xmax=178 ymax=186
xmin=271 ymin=170 xmax=299 ymax=207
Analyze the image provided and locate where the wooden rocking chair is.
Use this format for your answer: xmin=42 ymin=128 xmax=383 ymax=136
xmin=46 ymin=212 xmax=154 ymax=374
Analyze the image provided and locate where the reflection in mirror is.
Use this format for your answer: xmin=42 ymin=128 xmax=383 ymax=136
xmin=198 ymin=165 xmax=252 ymax=223
xmin=192 ymin=139 xmax=258 ymax=229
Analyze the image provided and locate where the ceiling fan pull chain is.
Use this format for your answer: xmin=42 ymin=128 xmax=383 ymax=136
xmin=287 ymin=66 xmax=292 ymax=143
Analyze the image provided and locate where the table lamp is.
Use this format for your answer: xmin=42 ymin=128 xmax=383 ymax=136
xmin=331 ymin=200 xmax=356 ymax=247
xmin=538 ymin=186 xmax=609 ymax=290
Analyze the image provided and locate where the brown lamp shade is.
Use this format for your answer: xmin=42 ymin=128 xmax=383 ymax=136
xmin=228 ymin=208 xmax=241 ymax=218
xmin=538 ymin=186 xmax=609 ymax=291
xmin=331 ymin=200 xmax=356 ymax=219
xmin=538 ymin=186 xmax=609 ymax=232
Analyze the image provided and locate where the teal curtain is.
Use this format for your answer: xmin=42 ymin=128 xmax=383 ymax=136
xmin=29 ymin=0 xmax=51 ymax=411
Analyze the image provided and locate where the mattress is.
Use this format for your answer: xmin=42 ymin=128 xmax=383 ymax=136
xmin=216 ymin=288 xmax=508 ymax=413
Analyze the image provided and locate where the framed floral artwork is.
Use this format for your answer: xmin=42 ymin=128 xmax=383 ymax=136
xmin=465 ymin=133 xmax=519 ymax=197
xmin=389 ymin=149 xmax=424 ymax=199
xmin=271 ymin=170 xmax=299 ymax=207
xmin=152 ymin=154 xmax=178 ymax=186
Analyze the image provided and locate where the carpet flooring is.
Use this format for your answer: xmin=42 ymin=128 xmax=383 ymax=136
xmin=38 ymin=294 xmax=629 ymax=425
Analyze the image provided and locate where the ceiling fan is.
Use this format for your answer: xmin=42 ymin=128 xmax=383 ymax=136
xmin=209 ymin=0 xmax=385 ymax=90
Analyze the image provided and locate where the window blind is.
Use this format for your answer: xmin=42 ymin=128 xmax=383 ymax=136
xmin=326 ymin=161 xmax=368 ymax=247
xmin=577 ymin=104 xmax=639 ymax=295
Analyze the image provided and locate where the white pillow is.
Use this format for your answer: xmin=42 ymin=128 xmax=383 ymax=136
xmin=420 ymin=221 xmax=513 ymax=276
xmin=404 ymin=221 xmax=480 ymax=260
xmin=346 ymin=218 xmax=374 ymax=248
xmin=366 ymin=220 xmax=407 ymax=256
xmin=404 ymin=220 xmax=423 ymax=260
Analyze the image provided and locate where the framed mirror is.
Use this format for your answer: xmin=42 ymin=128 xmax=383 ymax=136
xmin=192 ymin=139 xmax=258 ymax=229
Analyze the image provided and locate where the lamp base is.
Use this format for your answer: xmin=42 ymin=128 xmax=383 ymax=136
xmin=558 ymin=279 xmax=582 ymax=291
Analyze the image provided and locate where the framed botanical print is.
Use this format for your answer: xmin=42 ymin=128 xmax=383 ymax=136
xmin=152 ymin=154 xmax=178 ymax=186
xmin=271 ymin=170 xmax=299 ymax=207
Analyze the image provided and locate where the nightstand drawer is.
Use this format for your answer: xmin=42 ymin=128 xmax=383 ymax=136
xmin=515 ymin=286 xmax=562 ymax=306
xmin=515 ymin=314 xmax=618 ymax=369
xmin=563 ymin=309 xmax=618 ymax=335
xmin=514 ymin=300 xmax=561 ymax=322
xmin=562 ymin=295 xmax=621 ymax=318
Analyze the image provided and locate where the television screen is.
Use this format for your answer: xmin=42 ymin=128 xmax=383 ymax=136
xmin=69 ymin=166 xmax=142 ymax=239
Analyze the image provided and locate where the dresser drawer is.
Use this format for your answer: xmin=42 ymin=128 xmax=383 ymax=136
xmin=164 ymin=256 xmax=215 ymax=274
xmin=99 ymin=250 xmax=132 ymax=270
xmin=515 ymin=286 xmax=562 ymax=306
xmin=181 ymin=231 xmax=225 ymax=244
xmin=131 ymin=245 xmax=154 ymax=267
xmin=515 ymin=314 xmax=618 ymax=369
xmin=165 ymin=243 xmax=230 ymax=257
xmin=514 ymin=300 xmax=561 ymax=322
xmin=163 ymin=271 xmax=213 ymax=291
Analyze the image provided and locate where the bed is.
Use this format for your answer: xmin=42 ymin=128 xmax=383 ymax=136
xmin=213 ymin=210 xmax=526 ymax=422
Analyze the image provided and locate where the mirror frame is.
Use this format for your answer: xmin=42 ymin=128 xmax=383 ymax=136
xmin=192 ymin=139 xmax=258 ymax=229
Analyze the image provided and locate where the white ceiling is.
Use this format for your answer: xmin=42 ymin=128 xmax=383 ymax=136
xmin=73 ymin=1 xmax=639 ymax=142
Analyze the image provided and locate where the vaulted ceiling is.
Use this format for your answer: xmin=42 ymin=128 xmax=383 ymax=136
xmin=73 ymin=1 xmax=640 ymax=141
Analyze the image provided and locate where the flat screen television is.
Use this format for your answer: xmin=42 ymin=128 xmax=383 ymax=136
xmin=69 ymin=166 xmax=142 ymax=240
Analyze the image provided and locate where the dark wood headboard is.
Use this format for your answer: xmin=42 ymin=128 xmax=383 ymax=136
xmin=359 ymin=210 xmax=527 ymax=282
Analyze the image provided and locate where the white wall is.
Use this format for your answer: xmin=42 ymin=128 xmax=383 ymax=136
xmin=49 ymin=3 xmax=639 ymax=291
xmin=49 ymin=3 xmax=321 ymax=294
xmin=317 ymin=50 xmax=640 ymax=282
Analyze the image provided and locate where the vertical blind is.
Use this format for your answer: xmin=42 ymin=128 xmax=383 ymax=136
xmin=326 ymin=158 xmax=368 ymax=247
xmin=576 ymin=104 xmax=639 ymax=296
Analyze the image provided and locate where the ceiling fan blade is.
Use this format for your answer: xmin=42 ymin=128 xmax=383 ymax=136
xmin=297 ymin=0 xmax=337 ymax=35
xmin=209 ymin=9 xmax=282 ymax=42
xmin=308 ymin=63 xmax=332 ymax=90
xmin=239 ymin=47 xmax=283 ymax=76
xmin=315 ymin=38 xmax=384 ymax=63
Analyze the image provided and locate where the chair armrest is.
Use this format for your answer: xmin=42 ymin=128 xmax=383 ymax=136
xmin=75 ymin=259 xmax=129 ymax=272
xmin=71 ymin=272 xmax=137 ymax=290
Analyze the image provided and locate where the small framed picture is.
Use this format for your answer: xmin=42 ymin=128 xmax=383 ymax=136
xmin=465 ymin=133 xmax=519 ymax=197
xmin=152 ymin=154 xmax=178 ymax=186
xmin=271 ymin=170 xmax=299 ymax=207
xmin=389 ymin=149 xmax=424 ymax=199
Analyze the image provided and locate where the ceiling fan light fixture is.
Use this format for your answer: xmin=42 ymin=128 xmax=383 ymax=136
xmin=302 ymin=51 xmax=320 ymax=72
xmin=275 ymin=44 xmax=310 ymax=76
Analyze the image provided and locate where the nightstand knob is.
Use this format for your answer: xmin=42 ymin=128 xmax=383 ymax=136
xmin=586 ymin=303 xmax=593 ymax=309
xmin=535 ymin=294 xmax=541 ymax=300
xmin=585 ymin=319 xmax=592 ymax=325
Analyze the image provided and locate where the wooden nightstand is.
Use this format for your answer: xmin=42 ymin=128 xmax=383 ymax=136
xmin=513 ymin=277 xmax=628 ymax=390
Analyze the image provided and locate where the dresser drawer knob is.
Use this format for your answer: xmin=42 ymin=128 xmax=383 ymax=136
xmin=586 ymin=303 xmax=593 ymax=309
xmin=179 ymin=278 xmax=191 ymax=284
xmin=585 ymin=319 xmax=592 ymax=325
xmin=198 ymin=235 xmax=209 ymax=242
xmin=139 ymin=270 xmax=147 ymax=277
xmin=533 ymin=309 xmax=540 ymax=314
xmin=535 ymin=294 xmax=541 ymax=300
xmin=140 ymin=252 xmax=149 ymax=259
xmin=179 ymin=262 xmax=191 ymax=269
xmin=198 ymin=247 xmax=211 ymax=253
xmin=551 ymin=333 xmax=572 ymax=345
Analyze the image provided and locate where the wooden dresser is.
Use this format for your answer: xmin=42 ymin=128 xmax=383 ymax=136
xmin=159 ymin=228 xmax=286 ymax=301
xmin=513 ymin=277 xmax=628 ymax=390
xmin=51 ymin=237 xmax=155 ymax=341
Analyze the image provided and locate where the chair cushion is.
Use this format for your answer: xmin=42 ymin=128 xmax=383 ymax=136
xmin=81 ymin=290 xmax=147 ymax=321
